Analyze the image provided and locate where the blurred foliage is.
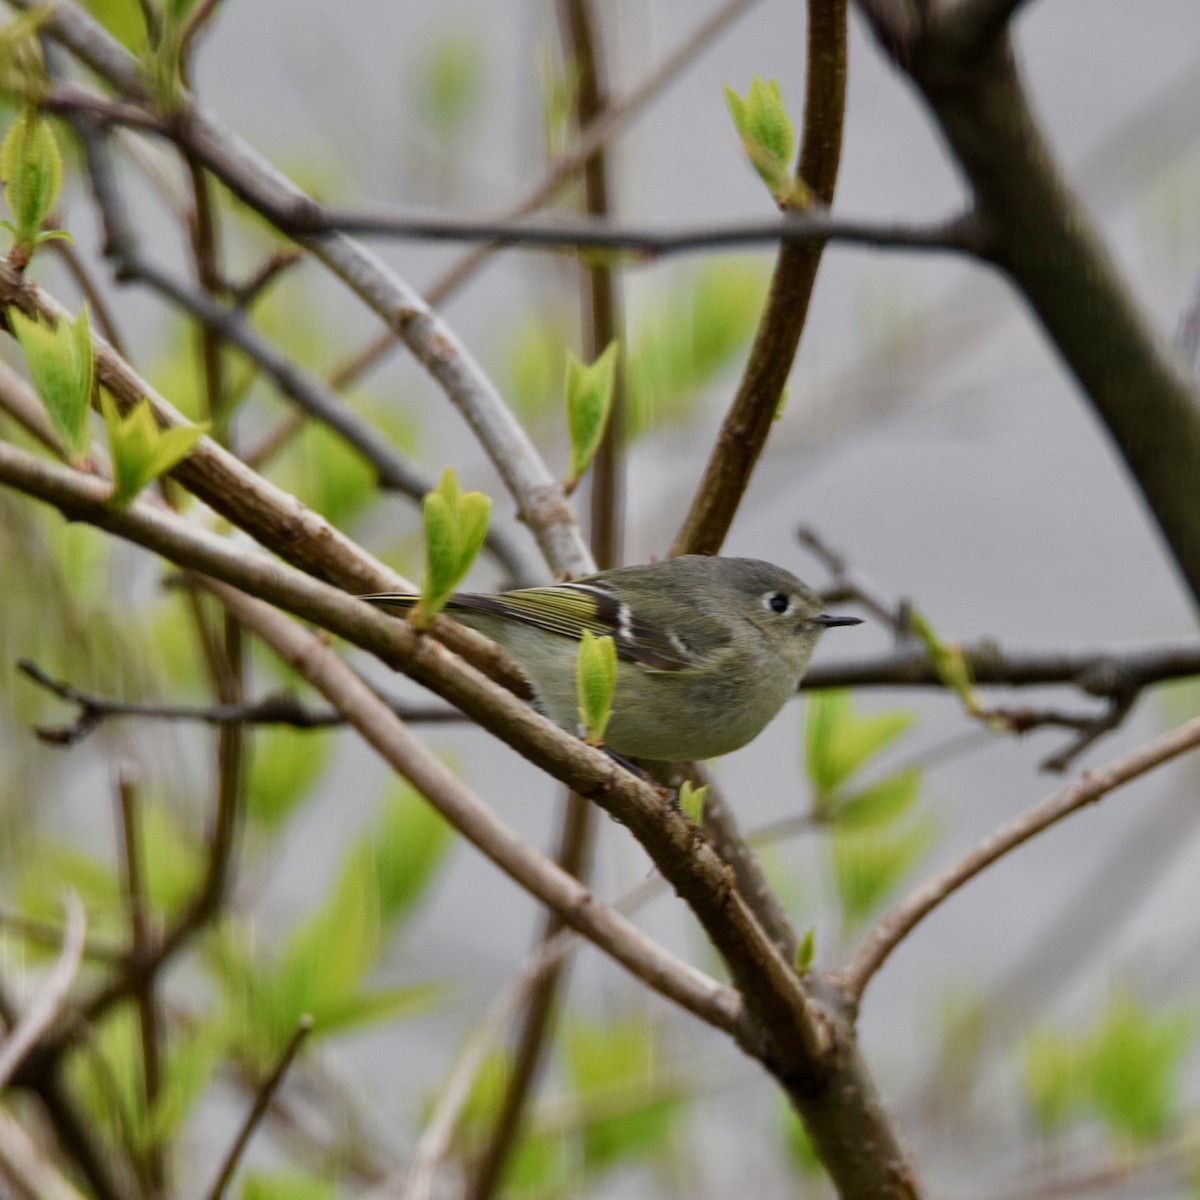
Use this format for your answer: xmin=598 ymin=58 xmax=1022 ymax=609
xmin=803 ymin=690 xmax=934 ymax=930
xmin=413 ymin=27 xmax=486 ymax=137
xmin=499 ymin=261 xmax=766 ymax=436
xmin=241 ymin=1170 xmax=340 ymax=1200
xmin=1023 ymin=988 xmax=1193 ymax=1144
xmin=563 ymin=1017 xmax=683 ymax=1173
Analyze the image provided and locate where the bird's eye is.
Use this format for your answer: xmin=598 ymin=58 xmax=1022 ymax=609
xmin=764 ymin=591 xmax=791 ymax=615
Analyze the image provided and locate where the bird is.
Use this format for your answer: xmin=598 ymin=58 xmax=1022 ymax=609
xmin=361 ymin=555 xmax=861 ymax=762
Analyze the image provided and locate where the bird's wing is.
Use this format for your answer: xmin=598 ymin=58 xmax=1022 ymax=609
xmin=455 ymin=582 xmax=730 ymax=672
xmin=359 ymin=584 xmax=731 ymax=671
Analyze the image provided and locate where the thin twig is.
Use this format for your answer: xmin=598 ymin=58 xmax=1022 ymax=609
xmin=203 ymin=1015 xmax=314 ymax=1200
xmin=302 ymin=206 xmax=974 ymax=258
xmin=17 ymin=658 xmax=463 ymax=745
xmin=670 ymin=0 xmax=852 ymax=559
xmin=0 ymin=895 xmax=85 ymax=1091
xmin=800 ymin=640 xmax=1200 ymax=694
xmin=798 ymin=525 xmax=911 ymax=632
xmin=114 ymin=767 xmax=164 ymax=1196
xmin=841 ymin=712 xmax=1200 ymax=999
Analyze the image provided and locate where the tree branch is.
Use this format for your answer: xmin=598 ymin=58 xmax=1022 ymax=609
xmin=204 ymin=1016 xmax=313 ymax=1200
xmin=671 ymin=0 xmax=852 ymax=558
xmin=19 ymin=0 xmax=594 ymax=579
xmin=0 ymin=896 xmax=85 ymax=1092
xmin=841 ymin=712 xmax=1200 ymax=999
xmin=17 ymin=658 xmax=462 ymax=745
xmin=854 ymin=6 xmax=1200 ymax=608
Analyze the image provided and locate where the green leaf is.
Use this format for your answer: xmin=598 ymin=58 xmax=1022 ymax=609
xmin=724 ymin=76 xmax=796 ymax=204
xmin=794 ymin=927 xmax=815 ymax=974
xmin=307 ymin=981 xmax=443 ymax=1038
xmin=101 ymin=392 xmax=207 ymax=506
xmin=831 ymin=817 xmax=936 ymax=927
xmin=246 ymin=726 xmax=331 ymax=827
xmin=564 ymin=341 xmax=618 ymax=490
xmin=565 ymin=1019 xmax=682 ymax=1174
xmin=415 ymin=467 xmax=491 ymax=626
xmin=804 ymin=690 xmax=915 ymax=800
xmin=833 ymin=769 xmax=921 ymax=829
xmin=0 ymin=107 xmax=62 ymax=251
xmin=1088 ymin=991 xmax=1191 ymax=1142
xmin=9 ymin=303 xmax=94 ymax=461
xmin=909 ymin=610 xmax=984 ymax=718
xmin=626 ymin=261 xmax=766 ymax=436
xmin=576 ymin=631 xmax=616 ymax=745
xmin=678 ymin=780 xmax=707 ymax=825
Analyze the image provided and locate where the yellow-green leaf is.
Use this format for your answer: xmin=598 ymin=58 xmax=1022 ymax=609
xmin=102 ymin=392 xmax=206 ymax=506
xmin=909 ymin=610 xmax=983 ymax=717
xmin=804 ymin=690 xmax=915 ymax=801
xmin=577 ymin=630 xmax=617 ymax=745
xmin=564 ymin=341 xmax=618 ymax=489
xmin=415 ymin=467 xmax=491 ymax=626
xmin=833 ymin=769 xmax=921 ymax=829
xmin=678 ymin=780 xmax=707 ymax=824
xmin=0 ymin=107 xmax=61 ymax=250
xmin=794 ymin=927 xmax=815 ymax=974
xmin=9 ymin=303 xmax=94 ymax=461
xmin=724 ymin=76 xmax=795 ymax=203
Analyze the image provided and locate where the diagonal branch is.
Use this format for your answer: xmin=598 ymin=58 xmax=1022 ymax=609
xmin=841 ymin=712 xmax=1200 ymax=999
xmin=0 ymin=895 xmax=85 ymax=1092
xmin=854 ymin=4 xmax=1200 ymax=609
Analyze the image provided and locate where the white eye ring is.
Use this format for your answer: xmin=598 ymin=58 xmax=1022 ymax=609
xmin=763 ymin=591 xmax=791 ymax=615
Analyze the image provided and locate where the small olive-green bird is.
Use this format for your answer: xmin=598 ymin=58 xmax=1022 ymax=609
xmin=361 ymin=555 xmax=860 ymax=762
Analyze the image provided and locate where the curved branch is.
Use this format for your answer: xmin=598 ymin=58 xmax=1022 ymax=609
xmin=841 ymin=712 xmax=1200 ymax=999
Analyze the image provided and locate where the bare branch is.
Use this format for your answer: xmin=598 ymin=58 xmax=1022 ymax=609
xmin=0 ymin=1109 xmax=90 ymax=1200
xmin=294 ymin=205 xmax=974 ymax=259
xmin=17 ymin=659 xmax=462 ymax=745
xmin=853 ymin=4 xmax=1200 ymax=609
xmin=0 ymin=895 xmax=85 ymax=1091
xmin=841 ymin=712 xmax=1200 ymax=999
xmin=204 ymin=1016 xmax=314 ymax=1200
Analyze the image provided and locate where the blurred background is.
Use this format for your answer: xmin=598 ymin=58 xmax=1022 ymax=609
xmin=4 ymin=2 xmax=1200 ymax=1197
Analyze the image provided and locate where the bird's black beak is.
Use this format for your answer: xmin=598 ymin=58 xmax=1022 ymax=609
xmin=810 ymin=613 xmax=863 ymax=628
